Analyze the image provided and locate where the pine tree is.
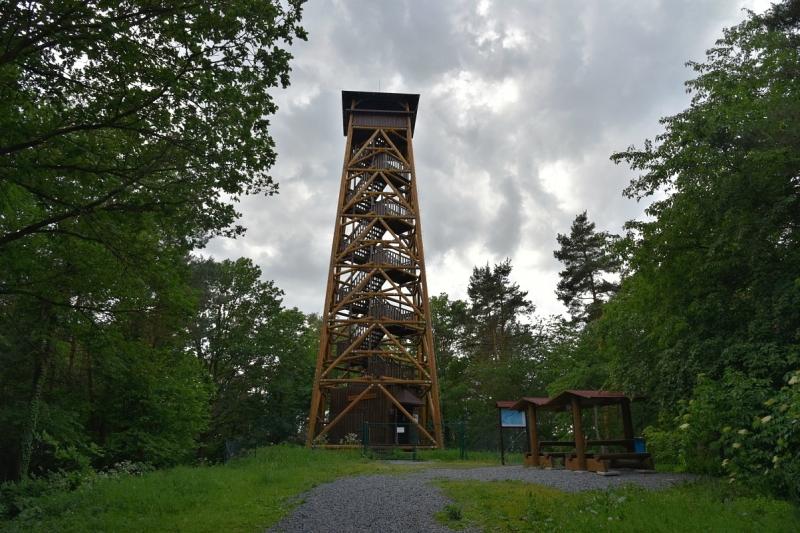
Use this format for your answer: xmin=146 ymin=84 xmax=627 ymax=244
xmin=553 ymin=212 xmax=620 ymax=323
xmin=465 ymin=259 xmax=535 ymax=361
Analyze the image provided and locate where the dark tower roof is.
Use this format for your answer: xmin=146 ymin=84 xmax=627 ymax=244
xmin=341 ymin=90 xmax=420 ymax=136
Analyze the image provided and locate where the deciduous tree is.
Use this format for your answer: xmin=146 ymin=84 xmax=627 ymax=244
xmin=608 ymin=0 xmax=800 ymax=402
xmin=602 ymin=0 xmax=800 ymax=497
xmin=1 ymin=0 xmax=307 ymax=309
xmin=188 ymin=257 xmax=315 ymax=456
xmin=0 ymin=1 xmax=307 ymax=480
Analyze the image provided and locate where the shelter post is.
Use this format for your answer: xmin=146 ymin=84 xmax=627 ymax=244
xmin=526 ymin=404 xmax=539 ymax=466
xmin=570 ymin=396 xmax=587 ymax=471
xmin=621 ymin=397 xmax=635 ymax=451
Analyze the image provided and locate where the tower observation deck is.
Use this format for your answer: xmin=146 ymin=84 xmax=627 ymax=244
xmin=307 ymin=91 xmax=442 ymax=449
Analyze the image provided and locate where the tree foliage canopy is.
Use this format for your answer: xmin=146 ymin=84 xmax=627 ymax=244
xmin=599 ymin=0 xmax=800 ymax=498
xmin=465 ymin=260 xmax=536 ymax=362
xmin=0 ymin=1 xmax=307 ymax=482
xmin=607 ymin=0 xmax=800 ymax=404
xmin=188 ymin=257 xmax=316 ymax=454
xmin=1 ymin=1 xmax=307 ymax=308
xmin=1 ymin=0 xmax=306 ymax=201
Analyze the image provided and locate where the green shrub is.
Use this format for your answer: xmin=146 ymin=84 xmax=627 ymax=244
xmin=0 ymin=460 xmax=153 ymax=522
xmin=657 ymin=370 xmax=800 ymax=500
xmin=717 ymin=370 xmax=800 ymax=500
xmin=642 ymin=419 xmax=684 ymax=471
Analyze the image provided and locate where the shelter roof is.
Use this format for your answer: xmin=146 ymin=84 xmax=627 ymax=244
xmin=510 ymin=397 xmax=559 ymax=412
xmin=495 ymin=401 xmax=517 ymax=409
xmin=395 ymin=389 xmax=425 ymax=407
xmin=341 ymin=90 xmax=420 ymax=136
xmin=546 ymin=390 xmax=646 ymax=409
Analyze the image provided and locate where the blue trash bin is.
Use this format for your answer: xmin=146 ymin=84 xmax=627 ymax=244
xmin=633 ymin=438 xmax=646 ymax=453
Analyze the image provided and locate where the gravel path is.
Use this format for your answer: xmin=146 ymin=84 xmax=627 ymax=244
xmin=265 ymin=465 xmax=697 ymax=533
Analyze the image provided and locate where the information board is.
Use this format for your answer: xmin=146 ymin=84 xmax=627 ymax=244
xmin=500 ymin=408 xmax=526 ymax=427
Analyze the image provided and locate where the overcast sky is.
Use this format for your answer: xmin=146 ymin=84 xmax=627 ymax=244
xmin=204 ymin=0 xmax=771 ymax=318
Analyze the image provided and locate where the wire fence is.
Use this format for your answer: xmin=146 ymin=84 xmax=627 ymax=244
xmin=358 ymin=422 xmax=467 ymax=460
xmin=224 ymin=419 xmax=531 ymax=464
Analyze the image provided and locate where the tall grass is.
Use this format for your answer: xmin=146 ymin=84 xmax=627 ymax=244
xmin=434 ymin=479 xmax=799 ymax=532
xmin=0 ymin=446 xmax=396 ymax=533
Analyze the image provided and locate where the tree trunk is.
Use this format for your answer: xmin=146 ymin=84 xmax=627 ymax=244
xmin=19 ymin=363 xmax=47 ymax=480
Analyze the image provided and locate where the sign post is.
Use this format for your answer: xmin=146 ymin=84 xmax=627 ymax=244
xmin=497 ymin=406 xmax=526 ymax=465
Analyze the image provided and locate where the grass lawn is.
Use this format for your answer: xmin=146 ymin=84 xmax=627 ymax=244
xmin=0 ymin=446 xmax=407 ymax=533
xmin=3 ymin=446 xmax=797 ymax=532
xmin=434 ymin=478 xmax=799 ymax=532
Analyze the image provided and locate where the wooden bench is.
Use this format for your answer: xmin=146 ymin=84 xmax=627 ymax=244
xmin=525 ymin=451 xmax=572 ymax=468
xmin=540 ymin=451 xmax=570 ymax=467
xmin=538 ymin=440 xmax=576 ymax=447
xmin=592 ymin=452 xmax=651 ymax=461
xmin=586 ymin=440 xmax=636 ymax=451
xmin=593 ymin=452 xmax=653 ymax=470
xmin=565 ymin=452 xmax=654 ymax=472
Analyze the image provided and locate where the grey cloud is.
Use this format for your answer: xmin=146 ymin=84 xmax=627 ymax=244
xmin=487 ymin=174 xmax=523 ymax=257
xmin=208 ymin=0 xmax=767 ymax=316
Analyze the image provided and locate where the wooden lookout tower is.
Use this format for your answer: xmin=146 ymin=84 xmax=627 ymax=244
xmin=307 ymin=91 xmax=442 ymax=449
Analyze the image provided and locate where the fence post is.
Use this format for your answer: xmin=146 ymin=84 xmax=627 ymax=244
xmin=412 ymin=423 xmax=417 ymax=461
xmin=362 ymin=421 xmax=369 ymax=456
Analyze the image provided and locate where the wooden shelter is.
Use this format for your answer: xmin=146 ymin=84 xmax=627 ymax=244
xmin=512 ymin=390 xmax=653 ymax=472
xmin=307 ymin=91 xmax=442 ymax=449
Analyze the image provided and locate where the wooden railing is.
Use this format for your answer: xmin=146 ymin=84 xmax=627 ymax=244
xmin=368 ymin=298 xmax=414 ymax=322
xmin=375 ymin=200 xmax=410 ymax=218
xmin=373 ymin=246 xmax=412 ymax=268
xmin=372 ymin=153 xmax=408 ymax=172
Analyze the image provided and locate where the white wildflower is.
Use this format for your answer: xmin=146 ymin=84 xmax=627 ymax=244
xmin=679 ymin=423 xmax=690 ymax=430
xmin=761 ymin=415 xmax=772 ymax=424
xmin=733 ymin=442 xmax=742 ymax=449
xmin=738 ymin=429 xmax=748 ymax=435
